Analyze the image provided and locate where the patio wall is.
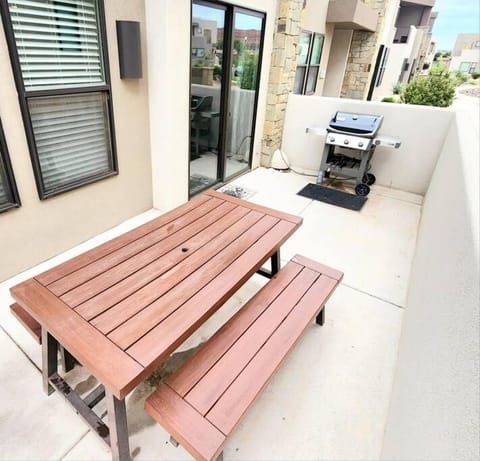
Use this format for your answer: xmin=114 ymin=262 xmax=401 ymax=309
xmin=281 ymin=95 xmax=454 ymax=195
xmin=0 ymin=0 xmax=153 ymax=282
xmin=381 ymin=100 xmax=480 ymax=459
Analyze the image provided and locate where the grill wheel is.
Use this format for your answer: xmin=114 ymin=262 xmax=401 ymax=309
xmin=355 ymin=183 xmax=370 ymax=196
xmin=362 ymin=173 xmax=376 ymax=186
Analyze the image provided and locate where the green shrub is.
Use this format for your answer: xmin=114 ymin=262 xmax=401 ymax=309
xmin=382 ymin=96 xmax=396 ymax=103
xmin=213 ymin=64 xmax=222 ymax=79
xmin=240 ymin=53 xmax=258 ymax=90
xmin=401 ymin=66 xmax=456 ymax=107
xmin=392 ymin=82 xmax=404 ymax=95
xmin=453 ymin=70 xmax=469 ymax=86
xmin=471 ymin=72 xmax=480 ymax=80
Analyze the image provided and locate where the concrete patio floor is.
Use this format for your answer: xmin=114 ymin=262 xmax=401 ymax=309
xmin=0 ymin=168 xmax=422 ymax=460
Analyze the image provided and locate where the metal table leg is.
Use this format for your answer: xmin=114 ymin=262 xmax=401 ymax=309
xmin=42 ymin=328 xmax=57 ymax=396
xmin=106 ymin=390 xmax=131 ymax=461
xmin=257 ymin=250 xmax=281 ymax=279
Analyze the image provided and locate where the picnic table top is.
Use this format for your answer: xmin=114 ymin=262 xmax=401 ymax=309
xmin=10 ymin=190 xmax=302 ymax=399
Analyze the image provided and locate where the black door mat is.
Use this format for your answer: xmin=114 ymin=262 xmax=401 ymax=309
xmin=297 ymin=183 xmax=367 ymax=211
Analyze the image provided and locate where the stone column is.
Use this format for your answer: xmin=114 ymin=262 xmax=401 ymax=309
xmin=340 ymin=0 xmax=393 ymax=99
xmin=260 ymin=0 xmax=304 ymax=167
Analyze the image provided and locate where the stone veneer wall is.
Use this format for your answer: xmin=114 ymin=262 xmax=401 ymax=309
xmin=260 ymin=0 xmax=304 ymax=166
xmin=341 ymin=0 xmax=392 ymax=99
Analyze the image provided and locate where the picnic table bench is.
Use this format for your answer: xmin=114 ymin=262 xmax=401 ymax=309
xmin=145 ymin=255 xmax=343 ymax=461
xmin=10 ymin=190 xmax=311 ymax=461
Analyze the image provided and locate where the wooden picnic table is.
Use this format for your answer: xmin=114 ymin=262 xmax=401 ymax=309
xmin=10 ymin=190 xmax=302 ymax=461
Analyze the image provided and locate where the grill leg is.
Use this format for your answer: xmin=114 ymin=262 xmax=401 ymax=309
xmin=316 ymin=307 xmax=325 ymax=326
xmin=42 ymin=328 xmax=58 ymax=396
xmin=106 ymin=390 xmax=131 ymax=461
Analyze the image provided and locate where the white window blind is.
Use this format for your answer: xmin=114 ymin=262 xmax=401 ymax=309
xmin=28 ymin=92 xmax=112 ymax=193
xmin=8 ymin=0 xmax=104 ymax=90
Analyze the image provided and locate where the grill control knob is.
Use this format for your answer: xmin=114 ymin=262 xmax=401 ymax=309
xmin=358 ymin=142 xmax=364 ymax=148
xmin=344 ymin=139 xmax=349 ymax=145
xmin=329 ymin=136 xmax=335 ymax=143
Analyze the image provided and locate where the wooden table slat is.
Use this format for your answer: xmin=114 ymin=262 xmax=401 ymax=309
xmin=47 ymin=197 xmax=223 ymax=296
xmin=185 ymin=267 xmax=319 ymax=415
xmin=61 ymin=201 xmax=237 ymax=308
xmin=204 ymin=190 xmax=303 ymax=225
xmin=206 ymin=275 xmax=338 ymax=434
xmin=168 ymin=261 xmax=304 ymax=397
xmin=126 ymin=219 xmax=297 ymax=368
xmin=75 ymin=205 xmax=251 ymax=320
xmin=91 ymin=210 xmax=265 ymax=333
xmin=291 ymin=254 xmax=344 ymax=281
xmin=10 ymin=279 xmax=142 ymax=399
xmin=108 ymin=215 xmax=280 ymax=349
xmin=35 ymin=194 xmax=211 ymax=286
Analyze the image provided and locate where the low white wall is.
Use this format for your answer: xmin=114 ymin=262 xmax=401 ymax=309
xmin=281 ymin=95 xmax=454 ymax=195
xmin=381 ymin=98 xmax=480 ymax=459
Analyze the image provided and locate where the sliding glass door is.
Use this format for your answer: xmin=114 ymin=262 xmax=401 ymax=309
xmin=225 ymin=10 xmax=263 ymax=179
xmin=189 ymin=1 xmax=265 ymax=196
xmin=189 ymin=2 xmax=226 ymax=194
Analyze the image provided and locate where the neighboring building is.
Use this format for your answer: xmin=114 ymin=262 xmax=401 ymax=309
xmin=449 ymin=33 xmax=480 ymax=74
xmin=191 ymin=18 xmax=219 ymax=67
xmin=371 ymin=0 xmax=438 ymax=100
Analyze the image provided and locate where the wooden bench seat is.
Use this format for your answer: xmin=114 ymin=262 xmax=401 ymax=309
xmin=10 ymin=302 xmax=42 ymax=344
xmin=145 ymin=254 xmax=343 ymax=461
xmin=10 ymin=302 xmax=76 ymax=371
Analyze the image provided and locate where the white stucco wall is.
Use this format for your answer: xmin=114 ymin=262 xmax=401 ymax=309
xmin=281 ymin=95 xmax=454 ymax=194
xmin=381 ymin=96 xmax=480 ymax=460
xmin=145 ymin=0 xmax=277 ymax=211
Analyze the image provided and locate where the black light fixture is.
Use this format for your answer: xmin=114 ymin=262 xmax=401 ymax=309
xmin=116 ymin=21 xmax=142 ymax=79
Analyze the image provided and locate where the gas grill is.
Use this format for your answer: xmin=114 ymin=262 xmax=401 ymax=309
xmin=307 ymin=111 xmax=401 ymax=196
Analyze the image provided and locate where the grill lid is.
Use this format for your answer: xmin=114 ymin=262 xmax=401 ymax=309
xmin=328 ymin=111 xmax=384 ymax=137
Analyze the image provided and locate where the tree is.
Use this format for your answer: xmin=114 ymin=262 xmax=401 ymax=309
xmin=233 ymin=39 xmax=244 ymax=67
xmin=240 ymin=53 xmax=258 ymax=90
xmin=401 ymin=65 xmax=455 ymax=107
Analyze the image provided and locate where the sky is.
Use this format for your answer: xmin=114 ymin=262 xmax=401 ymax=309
xmin=432 ymin=0 xmax=480 ymax=50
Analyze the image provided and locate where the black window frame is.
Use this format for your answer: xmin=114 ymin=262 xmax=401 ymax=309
xmin=294 ymin=31 xmax=325 ymax=96
xmin=0 ymin=118 xmax=21 ymax=213
xmin=0 ymin=0 xmax=118 ymax=200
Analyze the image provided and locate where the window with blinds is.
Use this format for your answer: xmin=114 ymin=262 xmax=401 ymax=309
xmin=1 ymin=0 xmax=117 ymax=199
xmin=0 ymin=120 xmax=21 ymax=213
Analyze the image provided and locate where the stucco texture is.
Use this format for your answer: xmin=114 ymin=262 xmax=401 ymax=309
xmin=381 ymin=97 xmax=480 ymax=460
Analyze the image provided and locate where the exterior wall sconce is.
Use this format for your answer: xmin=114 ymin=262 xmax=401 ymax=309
xmin=116 ymin=21 xmax=142 ymax=79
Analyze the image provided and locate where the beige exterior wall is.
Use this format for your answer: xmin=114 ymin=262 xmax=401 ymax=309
xmin=0 ymin=0 xmax=153 ymax=282
xmin=323 ymin=29 xmax=354 ymax=97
